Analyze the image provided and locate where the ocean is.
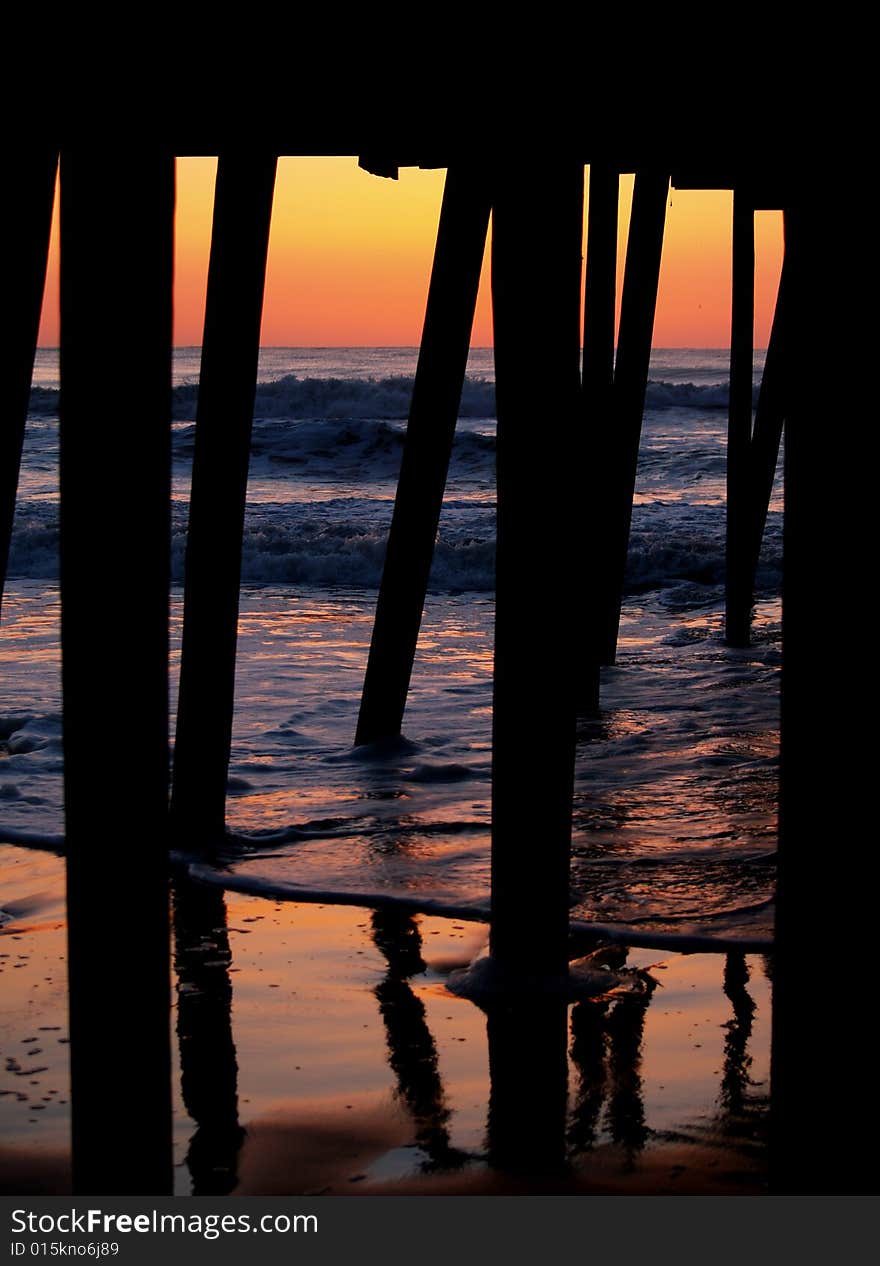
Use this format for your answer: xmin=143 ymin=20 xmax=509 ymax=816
xmin=2 ymin=347 xmax=781 ymax=942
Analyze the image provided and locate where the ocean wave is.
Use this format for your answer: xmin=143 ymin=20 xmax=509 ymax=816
xmin=27 ymin=375 xmax=497 ymax=422
xmin=28 ymin=374 xmax=743 ymax=422
xmin=225 ymin=519 xmax=497 ymax=591
xmin=6 ymin=499 xmax=782 ymax=594
xmin=241 ymin=415 xmax=495 ymax=482
xmin=644 ymin=380 xmax=732 ymax=408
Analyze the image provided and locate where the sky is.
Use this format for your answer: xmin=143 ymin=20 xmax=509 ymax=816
xmin=37 ymin=157 xmax=784 ymax=348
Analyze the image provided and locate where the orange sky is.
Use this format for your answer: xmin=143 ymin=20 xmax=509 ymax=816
xmin=37 ymin=157 xmax=783 ymax=348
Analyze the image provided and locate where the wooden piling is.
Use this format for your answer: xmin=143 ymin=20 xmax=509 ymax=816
xmin=597 ymin=169 xmax=668 ymax=665
xmin=1 ymin=149 xmax=57 ymax=620
xmin=171 ymin=154 xmax=277 ymax=845
xmin=60 ymin=150 xmax=174 ymax=1194
xmin=743 ymin=246 xmax=789 ymax=594
xmin=725 ymin=189 xmax=756 ymax=646
xmin=771 ymin=197 xmax=878 ymax=1194
xmin=579 ymin=164 xmax=619 ymax=713
xmin=355 ymin=168 xmax=490 ymax=746
xmin=583 ymin=167 xmax=619 ymax=398
xmin=489 ymin=162 xmax=583 ymax=983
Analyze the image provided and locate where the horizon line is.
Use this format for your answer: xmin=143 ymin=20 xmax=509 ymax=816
xmin=35 ymin=344 xmax=751 ymax=353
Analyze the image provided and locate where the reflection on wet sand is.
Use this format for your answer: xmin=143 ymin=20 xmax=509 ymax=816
xmin=568 ymin=998 xmax=609 ymax=1153
xmin=370 ymin=907 xmax=468 ymax=1172
xmin=172 ymin=871 xmax=245 ymax=1194
xmin=715 ymin=951 xmax=768 ymax=1148
xmin=486 ymin=997 xmax=570 ymax=1176
xmin=163 ymin=883 xmax=769 ymax=1194
xmin=604 ymin=994 xmax=651 ymax=1165
xmin=719 ymin=952 xmax=756 ymax=1118
xmin=568 ymin=974 xmax=652 ymax=1169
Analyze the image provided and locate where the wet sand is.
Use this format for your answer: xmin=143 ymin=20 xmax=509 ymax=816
xmin=0 ymin=846 xmax=770 ymax=1196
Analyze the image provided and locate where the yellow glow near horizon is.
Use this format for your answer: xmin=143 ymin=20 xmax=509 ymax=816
xmin=37 ymin=157 xmax=783 ymax=349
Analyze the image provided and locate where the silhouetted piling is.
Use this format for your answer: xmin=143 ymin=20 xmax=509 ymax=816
xmin=60 ymin=150 xmax=173 ymax=1194
xmin=771 ymin=198 xmax=878 ymax=1194
xmin=579 ymin=164 xmax=619 ymax=713
xmin=356 ymin=169 xmax=490 ymax=745
xmin=1 ymin=149 xmax=57 ymax=620
xmin=725 ymin=190 xmax=755 ymax=646
xmin=489 ymin=163 xmax=583 ymax=982
xmin=743 ymin=246 xmax=789 ymax=596
xmin=171 ymin=154 xmax=277 ymax=846
xmin=583 ymin=167 xmax=619 ymax=401
xmin=598 ymin=169 xmax=668 ymax=664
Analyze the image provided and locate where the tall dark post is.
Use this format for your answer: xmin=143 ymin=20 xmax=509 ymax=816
xmin=598 ymin=169 xmax=668 ymax=664
xmin=725 ymin=190 xmax=755 ymax=646
xmin=489 ymin=162 xmax=583 ymax=983
xmin=579 ymin=164 xmax=619 ymax=712
xmin=356 ymin=169 xmax=491 ymax=746
xmin=171 ymin=154 xmax=277 ymax=846
xmin=1 ymin=149 xmax=57 ymax=619
xmin=771 ymin=199 xmax=878 ymax=1194
xmin=60 ymin=150 xmax=174 ymax=1194
xmin=743 ymin=249 xmax=789 ymax=590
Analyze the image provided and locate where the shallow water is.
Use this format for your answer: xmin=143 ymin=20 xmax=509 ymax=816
xmin=2 ymin=347 xmax=782 ymax=941
xmin=0 ymin=580 xmax=779 ymax=939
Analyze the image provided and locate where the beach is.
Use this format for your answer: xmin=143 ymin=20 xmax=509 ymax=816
xmin=1 ymin=347 xmax=781 ymax=1194
xmin=1 ymin=845 xmax=770 ymax=1196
